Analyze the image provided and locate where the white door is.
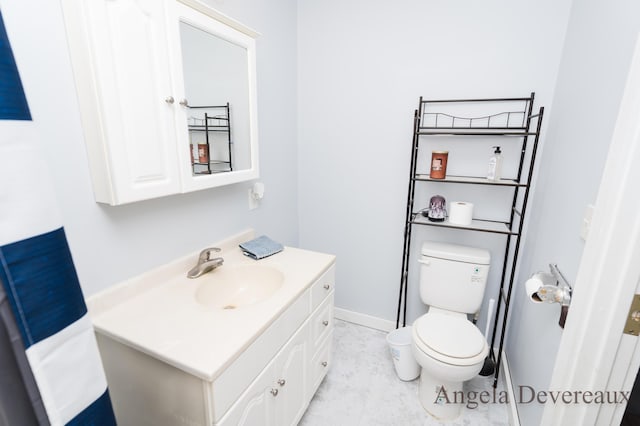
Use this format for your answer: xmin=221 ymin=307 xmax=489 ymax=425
xmin=540 ymin=33 xmax=640 ymax=425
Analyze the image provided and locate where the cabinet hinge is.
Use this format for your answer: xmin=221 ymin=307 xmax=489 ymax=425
xmin=624 ymin=294 xmax=640 ymax=336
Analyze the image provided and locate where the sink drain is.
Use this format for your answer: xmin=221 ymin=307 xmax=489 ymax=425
xmin=223 ymin=305 xmax=237 ymax=310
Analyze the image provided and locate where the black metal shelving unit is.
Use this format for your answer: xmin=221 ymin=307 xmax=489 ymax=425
xmin=396 ymin=93 xmax=544 ymax=387
xmin=188 ymin=103 xmax=233 ymax=175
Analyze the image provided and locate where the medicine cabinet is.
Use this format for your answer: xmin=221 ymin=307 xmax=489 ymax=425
xmin=61 ymin=0 xmax=259 ymax=205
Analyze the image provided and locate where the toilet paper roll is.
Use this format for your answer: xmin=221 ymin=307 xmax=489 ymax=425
xmin=448 ymin=201 xmax=474 ymax=225
xmin=525 ymin=272 xmax=556 ymax=303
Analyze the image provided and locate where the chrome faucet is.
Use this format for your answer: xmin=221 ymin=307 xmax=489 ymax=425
xmin=187 ymin=247 xmax=224 ymax=278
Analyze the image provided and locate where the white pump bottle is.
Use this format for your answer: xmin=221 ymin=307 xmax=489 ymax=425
xmin=487 ymin=146 xmax=503 ymax=181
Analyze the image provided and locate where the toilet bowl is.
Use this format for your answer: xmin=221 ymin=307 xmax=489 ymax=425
xmin=412 ymin=241 xmax=491 ymax=420
xmin=412 ymin=309 xmax=488 ymax=420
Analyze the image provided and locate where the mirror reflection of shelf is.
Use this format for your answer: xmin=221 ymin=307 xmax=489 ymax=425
xmin=188 ymin=103 xmax=233 ymax=175
xmin=188 ymin=115 xmax=229 ymax=130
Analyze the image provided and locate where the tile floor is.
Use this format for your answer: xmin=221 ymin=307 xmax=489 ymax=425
xmin=299 ymin=320 xmax=511 ymax=426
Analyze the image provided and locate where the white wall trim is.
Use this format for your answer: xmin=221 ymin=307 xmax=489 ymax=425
xmin=499 ymin=349 xmax=521 ymax=426
xmin=334 ymin=308 xmax=396 ymax=332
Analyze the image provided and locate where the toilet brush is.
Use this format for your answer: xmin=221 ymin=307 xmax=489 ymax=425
xmin=479 ymin=298 xmax=496 ymax=376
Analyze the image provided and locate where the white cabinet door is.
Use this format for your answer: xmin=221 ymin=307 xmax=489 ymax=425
xmin=217 ymin=360 xmax=275 ymax=426
xmin=63 ymin=0 xmax=181 ymax=205
xmin=235 ymin=387 xmax=274 ymax=426
xmin=217 ymin=323 xmax=309 ymax=426
xmin=274 ymin=327 xmax=308 ymax=426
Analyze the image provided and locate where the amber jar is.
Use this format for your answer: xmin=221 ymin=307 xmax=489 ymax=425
xmin=430 ymin=151 xmax=448 ymax=179
xmin=198 ymin=144 xmax=209 ymax=164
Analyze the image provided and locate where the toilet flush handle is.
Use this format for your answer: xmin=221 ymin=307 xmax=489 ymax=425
xmin=418 ymin=258 xmax=431 ymax=266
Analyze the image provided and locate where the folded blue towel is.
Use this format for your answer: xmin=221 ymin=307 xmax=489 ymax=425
xmin=239 ymin=235 xmax=284 ymax=260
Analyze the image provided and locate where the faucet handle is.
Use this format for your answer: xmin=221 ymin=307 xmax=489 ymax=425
xmin=198 ymin=247 xmax=221 ymax=261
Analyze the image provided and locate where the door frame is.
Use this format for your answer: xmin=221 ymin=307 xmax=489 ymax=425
xmin=540 ymin=33 xmax=640 ymax=425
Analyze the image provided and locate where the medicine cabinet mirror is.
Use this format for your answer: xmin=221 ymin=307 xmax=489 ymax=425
xmin=173 ymin=1 xmax=259 ymax=192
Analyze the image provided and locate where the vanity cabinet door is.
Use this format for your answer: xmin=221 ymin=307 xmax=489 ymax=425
xmin=217 ymin=323 xmax=309 ymax=426
xmin=234 ymin=387 xmax=274 ymax=426
xmin=217 ymin=361 xmax=276 ymax=426
xmin=62 ymin=0 xmax=182 ymax=205
xmin=274 ymin=326 xmax=308 ymax=426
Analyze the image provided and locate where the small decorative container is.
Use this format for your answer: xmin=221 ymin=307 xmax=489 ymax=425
xmin=430 ymin=151 xmax=448 ymax=179
xmin=198 ymin=144 xmax=209 ymax=164
xmin=422 ymin=195 xmax=447 ymax=222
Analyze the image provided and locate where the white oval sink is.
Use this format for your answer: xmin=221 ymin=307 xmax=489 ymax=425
xmin=194 ymin=264 xmax=284 ymax=309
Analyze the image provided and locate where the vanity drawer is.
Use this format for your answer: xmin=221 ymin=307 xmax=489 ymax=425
xmin=310 ymin=265 xmax=335 ymax=312
xmin=309 ymin=331 xmax=333 ymax=397
xmin=310 ymin=294 xmax=333 ymax=353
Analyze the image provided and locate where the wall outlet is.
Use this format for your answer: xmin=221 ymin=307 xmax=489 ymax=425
xmin=580 ymin=204 xmax=595 ymax=241
xmin=248 ymin=189 xmax=259 ymax=210
xmin=248 ymin=182 xmax=264 ymax=210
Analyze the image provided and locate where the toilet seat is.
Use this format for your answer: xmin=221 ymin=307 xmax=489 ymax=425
xmin=413 ymin=312 xmax=488 ymax=366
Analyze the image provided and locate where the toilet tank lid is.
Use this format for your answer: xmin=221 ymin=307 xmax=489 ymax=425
xmin=421 ymin=241 xmax=490 ymax=264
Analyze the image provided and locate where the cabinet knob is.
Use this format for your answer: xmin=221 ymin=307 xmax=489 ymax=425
xmin=321 ymin=361 xmax=328 ymax=367
xmin=277 ymin=379 xmax=286 ymax=387
xmin=322 ymin=320 xmax=329 ymax=327
xmin=165 ymin=96 xmax=174 ymax=104
xmin=179 ymin=98 xmax=189 ymax=107
xmin=270 ymin=388 xmax=278 ymax=397
xmin=323 ymin=284 xmax=330 ymax=290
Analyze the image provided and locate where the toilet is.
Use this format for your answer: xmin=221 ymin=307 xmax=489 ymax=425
xmin=411 ymin=241 xmax=491 ymax=420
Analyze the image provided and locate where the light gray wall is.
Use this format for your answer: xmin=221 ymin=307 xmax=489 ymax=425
xmin=506 ymin=2 xmax=640 ymax=425
xmin=297 ymin=0 xmax=571 ymax=331
xmin=2 ymin=0 xmax=298 ymax=297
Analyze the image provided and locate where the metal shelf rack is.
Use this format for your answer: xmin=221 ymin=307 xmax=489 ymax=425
xmin=397 ymin=93 xmax=544 ymax=387
xmin=188 ymin=103 xmax=233 ymax=175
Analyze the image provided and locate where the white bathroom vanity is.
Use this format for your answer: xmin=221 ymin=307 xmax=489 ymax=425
xmin=87 ymin=230 xmax=335 ymax=425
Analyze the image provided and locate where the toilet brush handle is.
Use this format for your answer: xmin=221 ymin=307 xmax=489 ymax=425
xmin=484 ymin=299 xmax=496 ymax=339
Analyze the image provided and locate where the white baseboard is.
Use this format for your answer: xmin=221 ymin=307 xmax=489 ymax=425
xmin=497 ymin=349 xmax=520 ymax=426
xmin=333 ymin=308 xmax=396 ymax=332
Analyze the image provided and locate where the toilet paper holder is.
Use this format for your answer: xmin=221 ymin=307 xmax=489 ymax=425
xmin=525 ymin=263 xmax=572 ymax=328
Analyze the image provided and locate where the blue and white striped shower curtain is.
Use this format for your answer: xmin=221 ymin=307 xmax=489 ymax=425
xmin=0 ymin=8 xmax=116 ymax=425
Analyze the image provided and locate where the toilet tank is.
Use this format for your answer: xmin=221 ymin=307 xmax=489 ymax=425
xmin=419 ymin=241 xmax=490 ymax=314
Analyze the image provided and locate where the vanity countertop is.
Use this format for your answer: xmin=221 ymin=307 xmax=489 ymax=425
xmin=86 ymin=230 xmax=335 ymax=382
